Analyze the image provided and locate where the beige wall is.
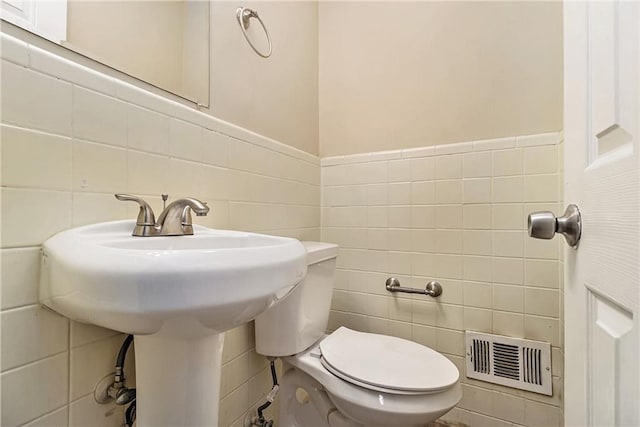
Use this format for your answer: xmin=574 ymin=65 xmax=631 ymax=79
xmin=319 ymin=1 xmax=563 ymax=157
xmin=209 ymin=1 xmax=319 ymax=155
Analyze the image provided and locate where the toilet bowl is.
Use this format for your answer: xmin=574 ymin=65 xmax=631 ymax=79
xmin=254 ymin=242 xmax=461 ymax=426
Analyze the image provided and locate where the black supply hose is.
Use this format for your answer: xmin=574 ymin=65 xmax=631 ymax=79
xmin=256 ymin=359 xmax=279 ymax=424
xmin=117 ymin=334 xmax=134 ymax=369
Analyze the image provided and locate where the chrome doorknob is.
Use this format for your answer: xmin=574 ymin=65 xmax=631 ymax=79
xmin=528 ymin=204 xmax=582 ymax=248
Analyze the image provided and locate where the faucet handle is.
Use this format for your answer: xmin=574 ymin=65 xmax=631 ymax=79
xmin=114 ymin=194 xmax=156 ymax=225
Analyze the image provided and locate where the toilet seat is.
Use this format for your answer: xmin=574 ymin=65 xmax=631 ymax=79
xmin=319 ymin=327 xmax=459 ymax=395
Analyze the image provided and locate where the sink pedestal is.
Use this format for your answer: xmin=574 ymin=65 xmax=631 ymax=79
xmin=134 ymin=332 xmax=225 ymax=426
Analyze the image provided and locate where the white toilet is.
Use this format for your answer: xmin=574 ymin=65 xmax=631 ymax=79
xmin=255 ymin=242 xmax=462 ymax=427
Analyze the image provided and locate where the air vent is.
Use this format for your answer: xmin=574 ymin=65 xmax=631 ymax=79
xmin=465 ymin=331 xmax=552 ymax=396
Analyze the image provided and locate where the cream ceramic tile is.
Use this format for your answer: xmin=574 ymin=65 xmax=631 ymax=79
xmin=410 ymin=181 xmax=435 ymax=204
xmin=169 ymin=119 xmax=203 ymax=161
xmin=167 ymin=159 xmax=204 ymax=197
xmin=435 ymin=180 xmax=463 ymax=204
xmin=524 ymin=146 xmax=558 ymax=175
xmin=1 ymin=305 xmax=68 ymax=371
xmin=434 ymin=254 xmax=463 ymax=280
xmin=436 ymin=304 xmax=464 ymax=330
xmin=492 ymin=204 xmax=525 ymax=230
xmin=464 ymin=307 xmax=492 ymax=333
xmin=28 ymin=44 xmax=115 ymax=96
xmin=473 ymin=137 xmax=516 ymax=152
xmin=1 ymin=33 xmax=29 ymax=66
xmin=68 ymin=395 xmax=123 ymax=427
xmin=524 ymin=235 xmax=559 ymax=260
xmin=387 ymin=158 xmax=412 ymax=182
xmin=201 ymin=165 xmax=230 ymax=201
xmin=436 ymin=205 xmax=463 ymax=229
xmin=525 ymin=288 xmax=559 ymax=318
xmin=463 ymin=230 xmax=492 ymax=255
xmin=492 ymin=230 xmax=524 ymax=257
xmin=492 ymin=391 xmax=525 ymax=425
xmin=525 ymin=174 xmax=558 ymax=202
xmin=410 ymin=157 xmax=435 ymax=181
xmin=389 ymin=320 xmax=413 ymax=340
xmin=524 ymin=315 xmax=560 ymax=347
xmin=517 ymin=132 xmax=562 ymax=148
xmin=493 ymin=284 xmax=524 ymax=313
xmin=0 ymin=248 xmax=40 ymax=309
xmin=493 ymin=257 xmax=524 ymax=285
xmin=387 ymin=229 xmax=412 ymax=252
xmin=1 ymin=125 xmax=72 ymax=190
xmin=432 ymin=278 xmax=464 ymax=305
xmin=73 ymin=86 xmax=127 ymax=146
xmin=387 ymin=182 xmax=411 ymax=205
xmin=435 ymin=154 xmax=462 ymax=180
xmin=436 ymin=142 xmax=473 ymax=155
xmin=401 ymin=145 xmax=435 ymax=158
xmin=366 ymin=183 xmax=388 ymax=205
xmin=411 ymin=252 xmax=436 ymax=277
xmin=411 ymin=205 xmax=435 ymax=229
xmin=23 ymin=406 xmax=68 ymax=427
xmin=70 ymin=335 xmax=126 ymax=400
xmin=126 ymin=105 xmax=170 ymax=154
xmin=72 ymin=192 xmax=129 ymax=227
xmin=493 ymin=311 xmax=524 ymax=338
xmin=72 ymin=140 xmax=127 ymax=193
xmin=411 ymin=300 xmax=437 ymax=326
xmin=1 ymin=188 xmax=72 ymax=248
xmin=525 ymin=259 xmax=560 ymax=289
xmin=70 ymin=322 xmax=119 ymax=348
xmin=412 ymin=324 xmax=437 ymax=347
xmin=0 ymin=353 xmax=68 ymax=426
xmin=367 ymin=229 xmax=388 ymax=250
xmin=463 ymin=204 xmax=492 ymax=230
xmin=463 ymin=178 xmax=492 ymax=204
xmin=524 ymin=400 xmax=562 ymax=426
xmin=126 ymin=151 xmax=170 ymax=195
xmin=410 ymin=229 xmax=435 ymax=253
xmin=1 ymin=60 xmax=72 ymax=135
xmin=436 ymin=328 xmax=464 ymax=356
xmin=493 ymin=176 xmax=524 ymax=203
xmin=435 ymin=230 xmax=462 ymax=254
xmin=460 ymin=384 xmax=493 ymax=415
xmin=367 ymin=206 xmax=388 ymax=228
xmin=463 ymin=151 xmax=492 ymax=178
xmin=492 ymin=149 xmax=523 ymax=177
xmin=463 ymin=281 xmax=493 ymax=309
xmin=463 ymin=256 xmax=492 ymax=282
xmin=202 ymin=129 xmax=230 ymax=168
xmin=388 ymin=206 xmax=411 ymax=228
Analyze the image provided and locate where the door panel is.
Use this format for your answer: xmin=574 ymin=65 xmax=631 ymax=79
xmin=564 ymin=1 xmax=639 ymax=426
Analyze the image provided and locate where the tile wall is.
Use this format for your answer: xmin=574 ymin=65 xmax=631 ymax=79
xmin=321 ymin=134 xmax=565 ymax=426
xmin=0 ymin=33 xmax=320 ymax=427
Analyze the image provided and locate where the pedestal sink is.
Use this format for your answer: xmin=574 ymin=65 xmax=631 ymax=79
xmin=40 ymin=220 xmax=307 ymax=426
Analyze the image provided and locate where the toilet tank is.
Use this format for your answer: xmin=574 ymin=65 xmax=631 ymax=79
xmin=255 ymin=241 xmax=338 ymax=356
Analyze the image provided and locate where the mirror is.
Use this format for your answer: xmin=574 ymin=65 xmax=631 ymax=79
xmin=1 ymin=0 xmax=210 ymax=106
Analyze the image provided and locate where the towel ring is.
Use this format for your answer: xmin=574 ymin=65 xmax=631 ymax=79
xmin=236 ymin=7 xmax=272 ymax=58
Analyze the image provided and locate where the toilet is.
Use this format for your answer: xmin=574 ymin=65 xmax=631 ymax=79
xmin=254 ymin=242 xmax=462 ymax=427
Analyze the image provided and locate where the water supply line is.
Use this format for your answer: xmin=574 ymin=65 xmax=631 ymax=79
xmin=247 ymin=357 xmax=279 ymax=427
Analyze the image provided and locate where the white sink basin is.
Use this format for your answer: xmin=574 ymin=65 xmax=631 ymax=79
xmin=40 ymin=220 xmax=307 ymax=426
xmin=41 ymin=220 xmax=306 ymax=335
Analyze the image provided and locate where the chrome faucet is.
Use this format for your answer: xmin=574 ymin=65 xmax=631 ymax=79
xmin=115 ymin=194 xmax=209 ymax=236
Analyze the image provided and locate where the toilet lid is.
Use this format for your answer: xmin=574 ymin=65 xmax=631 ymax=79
xmin=319 ymin=327 xmax=459 ymax=394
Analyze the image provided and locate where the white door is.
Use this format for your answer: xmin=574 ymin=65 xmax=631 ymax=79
xmin=563 ymin=1 xmax=639 ymax=426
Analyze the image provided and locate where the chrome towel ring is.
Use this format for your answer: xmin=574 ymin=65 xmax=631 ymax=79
xmin=236 ymin=7 xmax=272 ymax=58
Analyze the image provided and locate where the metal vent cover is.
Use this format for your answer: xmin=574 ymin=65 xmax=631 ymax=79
xmin=465 ymin=331 xmax=552 ymax=396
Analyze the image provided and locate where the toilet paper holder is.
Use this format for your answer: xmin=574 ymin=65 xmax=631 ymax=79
xmin=385 ymin=277 xmax=443 ymax=297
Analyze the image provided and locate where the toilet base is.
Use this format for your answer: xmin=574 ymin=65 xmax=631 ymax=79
xmin=278 ymin=357 xmax=461 ymax=427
